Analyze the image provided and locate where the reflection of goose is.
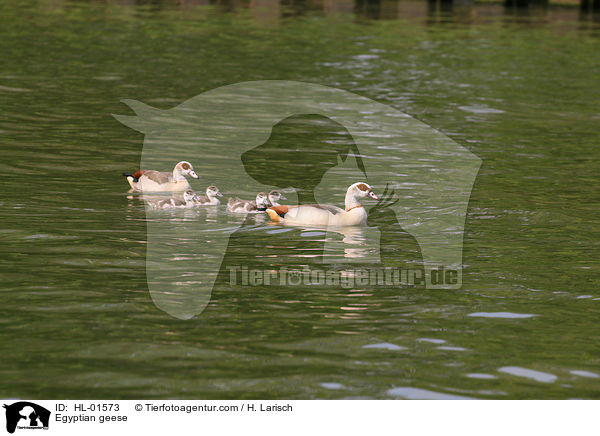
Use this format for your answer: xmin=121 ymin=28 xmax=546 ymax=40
xmin=268 ymin=190 xmax=287 ymax=206
xmin=335 ymin=226 xmax=367 ymax=245
xmin=147 ymin=190 xmax=196 ymax=209
xmin=298 ymin=225 xmax=373 ymax=259
xmin=193 ymin=186 xmax=223 ymax=205
xmin=227 ymin=192 xmax=270 ymax=213
xmin=122 ymin=161 xmax=198 ymax=192
xmin=340 ymin=227 xmax=373 ymax=259
xmin=266 ymin=183 xmax=378 ymax=226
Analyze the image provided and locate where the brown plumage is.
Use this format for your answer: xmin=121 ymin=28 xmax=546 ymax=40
xmin=138 ymin=170 xmax=171 ymax=184
xmin=269 ymin=205 xmax=290 ymax=216
xmin=123 ymin=161 xmax=198 ymax=192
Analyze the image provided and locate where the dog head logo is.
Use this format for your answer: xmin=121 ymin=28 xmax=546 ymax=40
xmin=115 ymin=80 xmax=481 ymax=319
xmin=3 ymin=402 xmax=50 ymax=433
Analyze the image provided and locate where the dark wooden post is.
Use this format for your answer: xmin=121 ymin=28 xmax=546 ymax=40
xmin=504 ymin=0 xmax=548 ymax=10
xmin=504 ymin=0 xmax=528 ymax=9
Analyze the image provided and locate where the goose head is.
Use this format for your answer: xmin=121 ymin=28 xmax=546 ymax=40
xmin=268 ymin=190 xmax=287 ymax=206
xmin=174 ymin=161 xmax=199 ymax=179
xmin=256 ymin=192 xmax=270 ymax=209
xmin=207 ymin=185 xmax=223 ymax=199
xmin=183 ymin=190 xmax=197 ymax=203
xmin=344 ymin=182 xmax=378 ymax=211
xmin=349 ymin=182 xmax=378 ymax=200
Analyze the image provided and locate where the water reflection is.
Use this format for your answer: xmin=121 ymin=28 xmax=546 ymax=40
xmin=467 ymin=311 xmax=536 ymax=318
xmin=387 ymin=386 xmax=474 ymax=399
xmin=570 ymin=370 xmax=599 ymax=378
xmin=498 ymin=366 xmax=557 ymax=383
xmin=466 ymin=373 xmax=497 ymax=379
xmin=363 ymin=342 xmax=406 ymax=350
xmin=265 ymin=223 xmax=382 ymax=261
xmin=417 ymin=338 xmax=446 ymax=343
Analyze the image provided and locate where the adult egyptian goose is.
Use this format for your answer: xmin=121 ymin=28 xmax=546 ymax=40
xmin=123 ymin=161 xmax=198 ymax=192
xmin=268 ymin=190 xmax=287 ymax=206
xmin=266 ymin=182 xmax=378 ymax=226
xmin=193 ymin=186 xmax=223 ymax=206
xmin=227 ymin=192 xmax=270 ymax=213
xmin=148 ymin=190 xmax=197 ymax=209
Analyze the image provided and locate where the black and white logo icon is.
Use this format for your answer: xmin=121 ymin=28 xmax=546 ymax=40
xmin=3 ymin=402 xmax=50 ymax=434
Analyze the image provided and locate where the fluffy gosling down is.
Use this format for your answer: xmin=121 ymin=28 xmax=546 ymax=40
xmin=193 ymin=186 xmax=223 ymax=206
xmin=228 ymin=192 xmax=271 ymax=213
xmin=149 ymin=190 xmax=198 ymax=209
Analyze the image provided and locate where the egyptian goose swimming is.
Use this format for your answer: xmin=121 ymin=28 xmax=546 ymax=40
xmin=148 ymin=190 xmax=197 ymax=209
xmin=193 ymin=186 xmax=223 ymax=206
xmin=266 ymin=182 xmax=379 ymax=226
xmin=268 ymin=190 xmax=287 ymax=206
xmin=227 ymin=192 xmax=270 ymax=213
xmin=123 ymin=161 xmax=198 ymax=192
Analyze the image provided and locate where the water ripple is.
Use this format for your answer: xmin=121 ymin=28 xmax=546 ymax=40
xmin=498 ymin=367 xmax=557 ymax=383
xmin=363 ymin=343 xmax=406 ymax=351
xmin=468 ymin=312 xmax=536 ymax=319
xmin=387 ymin=387 xmax=474 ymax=400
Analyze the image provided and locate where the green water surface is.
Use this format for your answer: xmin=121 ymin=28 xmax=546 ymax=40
xmin=1 ymin=0 xmax=600 ymax=399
